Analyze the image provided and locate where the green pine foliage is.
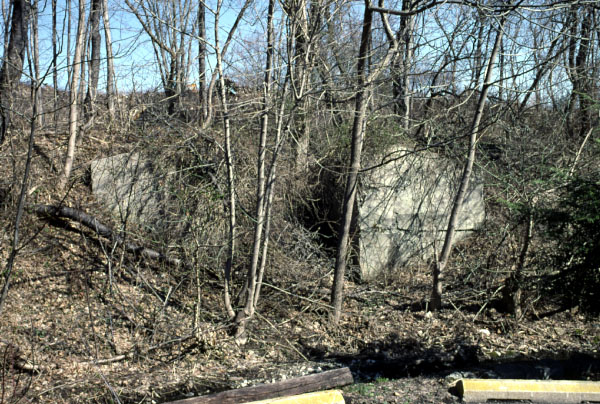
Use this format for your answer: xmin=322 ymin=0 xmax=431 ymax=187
xmin=543 ymin=175 xmax=600 ymax=313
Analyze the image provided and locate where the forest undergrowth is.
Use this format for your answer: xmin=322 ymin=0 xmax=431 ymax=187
xmin=0 ymin=94 xmax=599 ymax=403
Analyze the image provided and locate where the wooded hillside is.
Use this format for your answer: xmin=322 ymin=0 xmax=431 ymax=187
xmin=0 ymin=0 xmax=598 ymax=402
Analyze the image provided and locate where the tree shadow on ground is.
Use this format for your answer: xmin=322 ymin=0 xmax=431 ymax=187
xmin=300 ymin=333 xmax=600 ymax=382
xmin=300 ymin=334 xmax=480 ymax=381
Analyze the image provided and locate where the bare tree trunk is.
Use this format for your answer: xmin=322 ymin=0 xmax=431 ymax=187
xmin=233 ymin=0 xmax=276 ymax=343
xmin=253 ymin=81 xmax=289 ymax=309
xmin=30 ymin=0 xmax=42 ymax=126
xmin=430 ymin=16 xmax=505 ymax=311
xmin=502 ymin=210 xmax=533 ymax=319
xmin=0 ymin=72 xmax=39 ymax=316
xmin=392 ymin=0 xmax=413 ymax=131
xmin=52 ymin=0 xmax=58 ymax=126
xmin=213 ymin=0 xmax=236 ymax=320
xmin=78 ymin=21 xmax=88 ymax=131
xmin=469 ymin=10 xmax=486 ymax=90
xmin=574 ymin=7 xmax=593 ymax=137
xmin=565 ymin=5 xmax=593 ymax=138
xmin=101 ymin=0 xmax=116 ymax=120
xmin=194 ymin=249 xmax=203 ymax=341
xmin=125 ymin=0 xmax=197 ymax=118
xmin=289 ymin=0 xmax=311 ymax=172
xmin=198 ymin=2 xmax=207 ymax=123
xmin=518 ymin=26 xmax=564 ymax=113
xmin=2 ymin=0 xmax=9 ymax=56
xmin=498 ymin=35 xmax=504 ymax=101
xmin=84 ymin=0 xmax=101 ymax=125
xmin=0 ymin=0 xmax=30 ymax=145
xmin=200 ymin=0 xmax=251 ymax=130
xmin=59 ymin=0 xmax=86 ymax=191
xmin=330 ymin=3 xmax=373 ymax=325
xmin=329 ymin=0 xmax=399 ymax=324
xmin=66 ymin=0 xmax=71 ymax=90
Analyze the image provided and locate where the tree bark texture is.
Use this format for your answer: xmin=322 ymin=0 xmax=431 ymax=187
xmin=0 ymin=0 xmax=30 ymax=145
xmin=163 ymin=367 xmax=353 ymax=404
xmin=30 ymin=0 xmax=43 ymax=126
xmin=430 ymin=16 xmax=505 ymax=310
xmin=31 ymin=204 xmax=187 ymax=269
xmin=52 ymin=0 xmax=58 ymax=125
xmin=330 ymin=0 xmax=400 ymax=324
xmin=392 ymin=0 xmax=413 ymax=130
xmin=198 ymin=3 xmax=207 ymax=122
xmin=330 ymin=2 xmax=373 ymax=324
xmin=233 ymin=0 xmax=275 ymax=342
xmin=253 ymin=78 xmax=290 ymax=309
xmin=214 ymin=0 xmax=236 ymax=320
xmin=566 ymin=5 xmax=594 ymax=137
xmin=84 ymin=0 xmax=102 ymax=122
xmin=288 ymin=0 xmax=311 ymax=171
xmin=59 ymin=0 xmax=86 ymax=191
xmin=101 ymin=0 xmax=116 ymax=119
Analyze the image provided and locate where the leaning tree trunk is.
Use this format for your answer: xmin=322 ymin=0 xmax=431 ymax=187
xmin=253 ymin=80 xmax=289 ymax=309
xmin=430 ymin=16 xmax=505 ymax=311
xmin=0 ymin=0 xmax=31 ymax=145
xmin=58 ymin=0 xmax=86 ymax=191
xmin=0 ymin=71 xmax=39 ymax=315
xmin=330 ymin=0 xmax=399 ymax=324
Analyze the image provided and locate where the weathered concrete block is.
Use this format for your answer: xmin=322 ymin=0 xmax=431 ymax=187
xmin=90 ymin=153 xmax=165 ymax=227
xmin=357 ymin=147 xmax=485 ymax=279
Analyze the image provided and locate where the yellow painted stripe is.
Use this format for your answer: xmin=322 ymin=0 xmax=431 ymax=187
xmin=245 ymin=389 xmax=345 ymax=404
xmin=460 ymin=379 xmax=600 ymax=393
xmin=458 ymin=379 xmax=600 ymax=403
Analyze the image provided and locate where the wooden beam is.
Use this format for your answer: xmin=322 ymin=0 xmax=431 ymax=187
xmin=457 ymin=378 xmax=600 ymax=403
xmin=164 ymin=368 xmax=353 ymax=404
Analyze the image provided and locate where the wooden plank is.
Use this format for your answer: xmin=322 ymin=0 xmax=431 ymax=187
xmin=164 ymin=367 xmax=354 ymax=404
xmin=245 ymin=389 xmax=345 ymax=404
xmin=457 ymin=378 xmax=600 ymax=403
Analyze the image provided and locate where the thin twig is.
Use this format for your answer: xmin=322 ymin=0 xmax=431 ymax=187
xmin=261 ymin=282 xmax=333 ymax=309
xmin=255 ymin=312 xmax=309 ymax=361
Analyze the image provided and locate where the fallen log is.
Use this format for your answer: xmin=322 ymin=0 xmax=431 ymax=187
xmin=163 ymin=367 xmax=354 ymax=404
xmin=30 ymin=204 xmax=184 ymax=268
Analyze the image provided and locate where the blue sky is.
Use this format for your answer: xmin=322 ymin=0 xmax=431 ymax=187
xmin=5 ymin=0 xmax=574 ymax=104
xmin=30 ymin=0 xmax=249 ymax=92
